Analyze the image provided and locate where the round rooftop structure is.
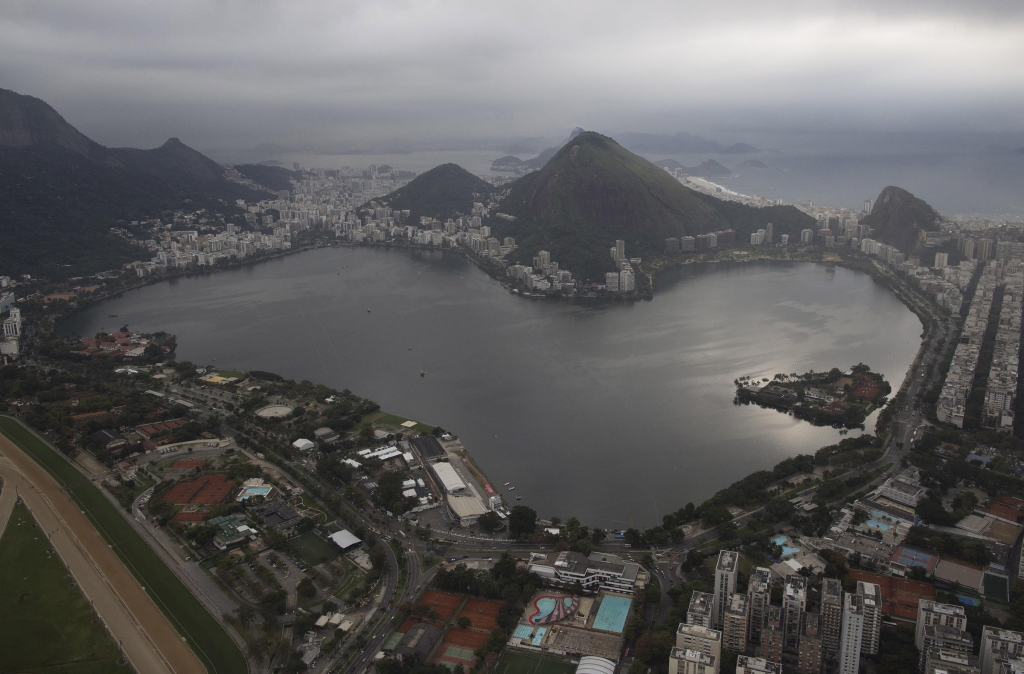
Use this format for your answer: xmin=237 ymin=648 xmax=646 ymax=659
xmin=255 ymin=404 xmax=293 ymax=419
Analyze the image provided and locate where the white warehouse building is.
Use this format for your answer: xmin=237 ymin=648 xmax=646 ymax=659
xmin=431 ymin=462 xmax=467 ymax=495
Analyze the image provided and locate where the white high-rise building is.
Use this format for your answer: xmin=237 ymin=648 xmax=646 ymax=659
xmin=713 ymin=551 xmax=738 ymax=630
xmin=916 ymin=601 xmax=967 ymax=651
xmin=857 ymin=581 xmax=882 ymax=656
xmin=935 ymin=252 xmax=949 ymax=269
xmin=800 ymin=229 xmax=814 ymax=244
xmin=980 ymin=627 xmax=1024 ymax=674
xmin=839 ymin=594 xmax=864 ymax=674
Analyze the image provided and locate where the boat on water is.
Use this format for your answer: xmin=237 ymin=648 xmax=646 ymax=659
xmin=503 ymin=481 xmax=510 ymax=486
xmin=108 ymin=314 xmax=118 ymax=318
xmin=515 ymin=494 xmax=522 ymax=500
xmin=507 ymin=486 xmax=515 ymax=491
xmin=420 ymin=370 xmax=426 ymax=377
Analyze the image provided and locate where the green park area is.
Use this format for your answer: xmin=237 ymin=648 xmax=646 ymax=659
xmin=0 ymin=416 xmax=247 ymax=674
xmin=290 ymin=530 xmax=340 ymax=567
xmin=0 ymin=500 xmax=131 ymax=674
xmin=493 ymin=650 xmax=577 ymax=674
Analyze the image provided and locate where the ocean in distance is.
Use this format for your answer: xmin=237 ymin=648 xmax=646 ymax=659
xmin=63 ymin=249 xmax=922 ymax=528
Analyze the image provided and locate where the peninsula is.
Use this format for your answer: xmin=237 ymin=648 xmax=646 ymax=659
xmin=735 ymin=364 xmax=891 ymax=428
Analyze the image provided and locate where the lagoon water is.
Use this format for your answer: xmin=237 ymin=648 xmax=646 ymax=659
xmin=63 ymin=249 xmax=922 ymax=527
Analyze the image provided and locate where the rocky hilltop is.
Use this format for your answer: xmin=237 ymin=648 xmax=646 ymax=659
xmin=860 ymin=186 xmax=941 ymax=254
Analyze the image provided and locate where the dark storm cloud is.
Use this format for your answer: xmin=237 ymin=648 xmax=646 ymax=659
xmin=0 ymin=1 xmax=1021 ymax=150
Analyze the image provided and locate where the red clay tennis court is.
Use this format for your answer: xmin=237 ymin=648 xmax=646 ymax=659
xmin=444 ymin=629 xmax=489 ymax=649
xmin=421 ymin=590 xmax=463 ymax=621
xmin=162 ymin=474 xmax=235 ymax=504
xmin=172 ymin=459 xmax=206 ymax=468
xmin=458 ymin=598 xmax=502 ymax=631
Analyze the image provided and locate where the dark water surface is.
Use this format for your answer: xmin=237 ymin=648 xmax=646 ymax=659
xmin=63 ymin=249 xmax=922 ymax=527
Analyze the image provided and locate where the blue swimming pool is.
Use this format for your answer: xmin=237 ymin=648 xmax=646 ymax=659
xmin=592 ymin=595 xmax=632 ymax=633
xmin=772 ymin=535 xmax=800 ymax=556
xmin=513 ymin=624 xmax=533 ymax=639
xmin=866 ymin=519 xmax=891 ymax=531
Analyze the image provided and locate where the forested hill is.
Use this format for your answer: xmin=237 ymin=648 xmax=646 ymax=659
xmin=489 ymin=131 xmax=815 ymax=281
xmin=372 ymin=163 xmax=493 ymax=224
xmin=0 ymin=88 xmax=269 ymax=277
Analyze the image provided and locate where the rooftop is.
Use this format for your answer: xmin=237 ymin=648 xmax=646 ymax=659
xmin=717 ymin=550 xmax=738 ymax=573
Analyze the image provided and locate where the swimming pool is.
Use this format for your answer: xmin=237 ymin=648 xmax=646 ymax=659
xmin=772 ymin=535 xmax=800 ymax=557
xmin=592 ymin=595 xmax=632 ymax=633
xmin=866 ymin=519 xmax=891 ymax=532
xmin=528 ymin=595 xmax=578 ymax=625
xmin=237 ymin=486 xmax=273 ymax=501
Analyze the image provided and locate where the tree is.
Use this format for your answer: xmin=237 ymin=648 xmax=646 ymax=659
xmin=297 ymin=577 xmax=316 ymax=599
xmin=477 ymin=511 xmax=503 ymax=533
xmin=457 ymin=616 xmax=472 ymax=629
xmin=508 ymin=506 xmax=537 ymax=538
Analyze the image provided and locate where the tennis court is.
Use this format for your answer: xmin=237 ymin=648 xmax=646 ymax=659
xmin=443 ymin=629 xmax=489 ymax=649
xmin=421 ymin=590 xmax=464 ymax=621
xmin=458 ymin=597 xmax=503 ymax=630
xmin=493 ymin=649 xmax=576 ymax=674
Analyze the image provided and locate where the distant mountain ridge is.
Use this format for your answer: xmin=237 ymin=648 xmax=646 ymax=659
xmin=614 ymin=131 xmax=760 ymax=155
xmin=651 ymin=158 xmax=732 ymax=178
xmin=860 ymin=186 xmax=941 ymax=254
xmin=0 ymin=88 xmax=268 ymax=276
xmin=490 ymin=132 xmax=814 ymax=280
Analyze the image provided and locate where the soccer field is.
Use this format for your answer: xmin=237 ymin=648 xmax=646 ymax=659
xmin=494 ymin=650 xmax=577 ymax=674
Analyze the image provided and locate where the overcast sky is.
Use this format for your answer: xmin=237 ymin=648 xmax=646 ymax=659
xmin=2 ymin=1 xmax=1023 ymax=152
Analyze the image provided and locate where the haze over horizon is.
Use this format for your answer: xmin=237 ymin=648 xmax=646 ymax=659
xmin=2 ymin=1 xmax=1024 ymax=155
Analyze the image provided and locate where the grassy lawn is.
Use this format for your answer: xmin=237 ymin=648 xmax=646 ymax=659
xmin=493 ymin=650 xmax=576 ymax=674
xmin=357 ymin=410 xmax=434 ymax=435
xmin=290 ymin=531 xmax=340 ymax=567
xmin=0 ymin=501 xmax=131 ymax=674
xmin=0 ymin=416 xmax=247 ymax=674
xmin=215 ymin=370 xmax=247 ymax=380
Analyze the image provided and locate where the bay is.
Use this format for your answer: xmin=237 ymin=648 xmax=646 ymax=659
xmin=62 ymin=249 xmax=922 ymax=528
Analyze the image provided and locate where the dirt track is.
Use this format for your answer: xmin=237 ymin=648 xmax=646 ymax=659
xmin=0 ymin=433 xmax=207 ymax=674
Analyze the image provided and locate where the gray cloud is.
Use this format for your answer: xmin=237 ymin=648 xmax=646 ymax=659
xmin=1 ymin=1 xmax=1022 ymax=151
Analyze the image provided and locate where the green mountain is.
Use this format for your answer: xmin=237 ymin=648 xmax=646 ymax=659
xmin=0 ymin=88 xmax=268 ymax=277
xmin=375 ymin=163 xmax=492 ymax=224
xmin=234 ymin=163 xmax=301 ymax=192
xmin=860 ymin=186 xmax=941 ymax=254
xmin=491 ymin=132 xmax=814 ymax=280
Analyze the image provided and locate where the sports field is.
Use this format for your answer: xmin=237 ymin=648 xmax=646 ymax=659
xmin=0 ymin=416 xmax=247 ymax=674
xmin=493 ymin=649 xmax=576 ymax=674
xmin=421 ymin=589 xmax=464 ymax=621
xmin=290 ymin=531 xmax=340 ymax=566
xmin=0 ymin=501 xmax=131 ymax=674
xmin=458 ymin=597 xmax=503 ymax=630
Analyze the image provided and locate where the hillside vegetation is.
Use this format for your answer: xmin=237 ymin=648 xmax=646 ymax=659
xmin=0 ymin=88 xmax=268 ymax=277
xmin=375 ymin=163 xmax=493 ymax=224
xmin=491 ymin=132 xmax=814 ymax=280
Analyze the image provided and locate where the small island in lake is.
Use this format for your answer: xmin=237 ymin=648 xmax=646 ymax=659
xmin=735 ymin=363 xmax=891 ymax=428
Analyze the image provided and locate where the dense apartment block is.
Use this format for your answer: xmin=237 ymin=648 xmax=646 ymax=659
xmin=723 ymin=593 xmax=750 ymax=653
xmin=839 ymin=593 xmax=864 ymax=674
xmin=820 ymin=578 xmax=843 ymax=662
xmin=784 ymin=575 xmax=808 ymax=649
xmin=670 ymin=648 xmax=718 ymax=674
xmin=798 ymin=613 xmax=824 ymax=674
xmin=983 ymin=266 xmax=1023 ymax=428
xmin=760 ymin=606 xmax=784 ymax=664
xmin=748 ymin=568 xmax=773 ymax=647
xmin=921 ymin=626 xmax=975 ymax=671
xmin=857 ymin=581 xmax=882 ymax=656
xmin=714 ymin=551 xmax=739 ymax=630
xmin=917 ymin=601 xmax=968 ymax=651
xmin=688 ymin=592 xmax=715 ymax=629
xmin=980 ymin=627 xmax=1024 ymax=674
xmin=677 ymin=623 xmax=723 ymax=663
xmin=737 ymin=656 xmax=783 ymax=674
xmin=925 ymin=649 xmax=982 ymax=674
